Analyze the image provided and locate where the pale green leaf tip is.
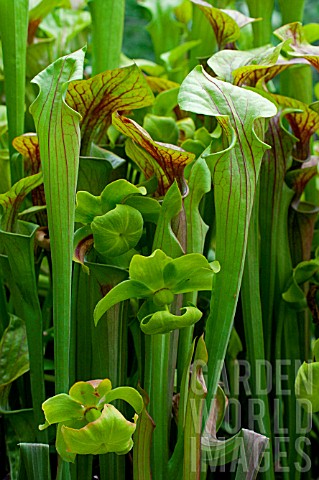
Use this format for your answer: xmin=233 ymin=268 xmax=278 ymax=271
xmin=210 ymin=260 xmax=220 ymax=273
xmin=39 ymin=420 xmax=50 ymax=431
xmin=93 ymin=308 xmax=100 ymax=327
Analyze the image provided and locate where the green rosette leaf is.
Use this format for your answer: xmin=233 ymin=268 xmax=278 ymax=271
xmin=102 ymin=387 xmax=144 ymax=414
xmin=163 ymin=254 xmax=220 ymax=293
xmin=61 ymin=404 xmax=136 ymax=456
xmin=129 ymin=249 xmax=171 ymax=292
xmin=69 ymin=381 xmax=101 ymax=408
xmin=56 ymin=419 xmax=87 ymax=463
xmin=94 ymin=249 xmax=220 ymax=326
xmin=94 ymin=280 xmax=152 ymax=325
xmin=75 ymin=179 xmax=146 ymax=224
xmin=75 ymin=191 xmax=104 ymax=224
xmin=140 ymin=306 xmax=203 ymax=335
xmin=39 ymin=394 xmax=84 ymax=430
xmin=92 ymin=204 xmax=144 ymax=257
xmin=100 ymin=180 xmax=146 ymax=213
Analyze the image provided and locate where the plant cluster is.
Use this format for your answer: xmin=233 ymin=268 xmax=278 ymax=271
xmin=1 ymin=0 xmax=319 ymax=479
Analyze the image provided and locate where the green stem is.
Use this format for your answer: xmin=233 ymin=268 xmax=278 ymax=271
xmin=72 ymin=264 xmax=93 ymax=383
xmin=241 ymin=188 xmax=274 ymax=479
xmin=274 ymin=184 xmax=299 ymax=478
xmin=89 ymin=0 xmax=125 ymax=74
xmin=246 ymin=0 xmax=274 ymax=46
xmin=0 ymin=275 xmax=9 ymax=337
xmin=176 ymin=292 xmax=196 ymax=390
xmin=279 ymin=0 xmax=305 ymax=24
xmin=145 ymin=333 xmax=171 ymax=478
xmin=88 ymin=262 xmax=129 ymax=478
xmin=259 ymin=116 xmax=294 ymax=361
xmin=70 ymin=455 xmax=93 ymax=480
xmin=99 ymin=453 xmax=125 ymax=480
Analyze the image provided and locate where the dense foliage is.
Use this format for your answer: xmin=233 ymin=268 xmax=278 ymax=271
xmin=1 ymin=0 xmax=319 ymax=479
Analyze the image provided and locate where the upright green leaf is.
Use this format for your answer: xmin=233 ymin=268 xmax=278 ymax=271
xmin=258 ymin=110 xmax=296 ymax=359
xmin=278 ymin=0 xmax=305 ymax=25
xmin=0 ymin=221 xmax=47 ymax=442
xmin=0 ymin=0 xmax=29 ymax=181
xmin=184 ymin=156 xmax=210 ymax=254
xmin=178 ymin=66 xmax=277 ymax=405
xmin=30 ymin=48 xmax=85 ymax=394
xmin=4 ymin=411 xmax=37 ymax=480
xmin=153 ymin=182 xmax=184 ymax=256
xmin=18 ymin=443 xmax=51 ymax=480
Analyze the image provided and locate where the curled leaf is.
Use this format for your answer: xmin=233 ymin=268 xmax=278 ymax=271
xmin=102 ymin=386 xmax=144 ymax=414
xmin=94 ymin=248 xmax=218 ymax=326
xmin=140 ymin=306 xmax=203 ymax=335
xmin=12 ymin=133 xmax=40 ymax=174
xmin=191 ymin=0 xmax=259 ymax=50
xmin=271 ymin=95 xmax=319 ymax=161
xmin=112 ymin=112 xmax=195 ymax=196
xmin=274 ymin=22 xmax=319 ymax=72
xmin=12 ymin=133 xmax=46 ymax=225
xmin=66 ymin=64 xmax=154 ymax=155
xmin=0 ymin=173 xmax=43 ymax=232
xmin=94 ymin=280 xmax=152 ymax=325
xmin=282 ymin=256 xmax=319 ymax=311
